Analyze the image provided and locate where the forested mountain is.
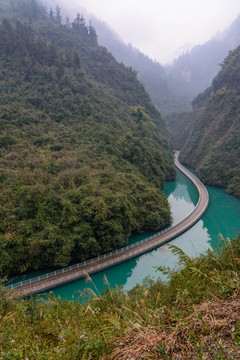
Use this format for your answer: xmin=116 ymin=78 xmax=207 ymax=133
xmin=0 ymin=0 xmax=176 ymax=277
xmin=166 ymin=15 xmax=240 ymax=101
xmin=180 ymin=46 xmax=240 ymax=197
xmin=164 ymin=111 xmax=198 ymax=150
xmin=91 ymin=26 xmax=191 ymax=115
xmin=89 ymin=9 xmax=240 ymax=114
xmin=46 ymin=0 xmax=191 ymax=115
xmin=48 ymin=1 xmax=240 ymax=116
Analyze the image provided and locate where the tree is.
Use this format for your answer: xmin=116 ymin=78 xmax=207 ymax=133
xmin=72 ymin=13 xmax=88 ymax=38
xmin=49 ymin=8 xmax=54 ymax=22
xmin=65 ymin=16 xmax=71 ymax=28
xmin=88 ymin=21 xmax=97 ymax=45
xmin=73 ymin=52 xmax=81 ymax=68
xmin=55 ymin=5 xmax=62 ymax=24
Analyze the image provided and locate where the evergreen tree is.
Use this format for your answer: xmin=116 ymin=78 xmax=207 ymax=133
xmin=72 ymin=13 xmax=88 ymax=38
xmin=73 ymin=52 xmax=81 ymax=68
xmin=49 ymin=8 xmax=54 ymax=22
xmin=55 ymin=5 xmax=62 ymax=24
xmin=65 ymin=16 xmax=71 ymax=28
xmin=88 ymin=21 xmax=97 ymax=45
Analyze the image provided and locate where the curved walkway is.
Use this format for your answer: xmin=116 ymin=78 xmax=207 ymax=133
xmin=7 ymin=151 xmax=209 ymax=296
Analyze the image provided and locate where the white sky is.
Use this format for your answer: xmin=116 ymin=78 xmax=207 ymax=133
xmin=53 ymin=0 xmax=240 ymax=64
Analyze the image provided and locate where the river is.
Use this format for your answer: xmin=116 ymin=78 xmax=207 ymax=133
xmin=43 ymin=169 xmax=240 ymax=301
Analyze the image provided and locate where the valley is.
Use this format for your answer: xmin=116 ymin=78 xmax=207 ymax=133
xmin=0 ymin=1 xmax=239 ymax=358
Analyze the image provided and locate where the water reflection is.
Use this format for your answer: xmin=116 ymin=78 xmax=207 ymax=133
xmin=52 ymin=257 xmax=139 ymax=300
xmin=44 ymin=172 xmax=240 ymax=299
xmin=165 ymin=170 xmax=198 ymax=204
xmin=164 ymin=170 xmax=198 ymax=224
xmin=51 ymin=170 xmax=203 ymax=299
xmin=202 ymin=186 xmax=240 ymax=250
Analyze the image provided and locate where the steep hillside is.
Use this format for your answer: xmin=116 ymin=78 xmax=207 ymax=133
xmin=45 ymin=0 xmax=191 ymax=115
xmin=166 ymin=15 xmax=240 ymax=101
xmin=0 ymin=0 xmax=175 ymax=277
xmin=180 ymin=46 xmax=240 ymax=197
xmin=92 ymin=32 xmax=191 ymax=115
xmin=164 ymin=111 xmax=198 ymax=150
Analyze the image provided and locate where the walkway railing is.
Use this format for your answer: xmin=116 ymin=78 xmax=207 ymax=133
xmin=6 ymin=151 xmax=209 ymax=294
xmin=6 ymin=224 xmax=175 ymax=290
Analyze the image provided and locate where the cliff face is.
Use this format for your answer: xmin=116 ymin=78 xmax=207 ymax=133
xmin=180 ymin=46 xmax=240 ymax=197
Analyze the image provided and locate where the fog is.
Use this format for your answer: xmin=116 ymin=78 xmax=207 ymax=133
xmin=47 ymin=0 xmax=240 ymax=64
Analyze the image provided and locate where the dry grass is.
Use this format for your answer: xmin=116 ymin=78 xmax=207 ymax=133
xmin=106 ymin=291 xmax=240 ymax=360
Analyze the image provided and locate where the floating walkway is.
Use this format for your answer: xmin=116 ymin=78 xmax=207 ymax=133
xmin=7 ymin=151 xmax=209 ymax=296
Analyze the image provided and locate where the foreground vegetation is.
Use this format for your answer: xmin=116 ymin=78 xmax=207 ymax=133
xmin=1 ymin=235 xmax=240 ymax=359
xmin=0 ymin=0 xmax=175 ymax=277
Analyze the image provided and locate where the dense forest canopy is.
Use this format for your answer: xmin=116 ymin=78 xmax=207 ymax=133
xmin=164 ymin=111 xmax=198 ymax=150
xmin=180 ymin=46 xmax=240 ymax=197
xmin=0 ymin=0 xmax=176 ymax=277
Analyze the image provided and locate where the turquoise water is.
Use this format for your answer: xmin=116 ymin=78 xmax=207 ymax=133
xmin=7 ymin=170 xmax=196 ymax=287
xmin=46 ymin=170 xmax=240 ymax=301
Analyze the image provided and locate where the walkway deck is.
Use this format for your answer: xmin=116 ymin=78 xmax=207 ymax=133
xmin=7 ymin=151 xmax=209 ymax=297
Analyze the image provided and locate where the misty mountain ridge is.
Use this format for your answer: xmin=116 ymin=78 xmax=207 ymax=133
xmin=92 ymin=9 xmax=240 ymax=113
xmin=180 ymin=45 xmax=240 ymax=197
xmin=47 ymin=2 xmax=240 ymax=116
xmin=46 ymin=0 xmax=191 ymax=115
xmin=166 ymin=14 xmax=240 ymax=100
xmin=168 ymin=42 xmax=195 ymax=64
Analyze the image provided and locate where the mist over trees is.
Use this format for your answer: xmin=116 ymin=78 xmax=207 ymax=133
xmin=165 ymin=15 xmax=240 ymax=175
xmin=90 ymin=22 xmax=191 ymax=115
xmin=180 ymin=46 xmax=240 ymax=197
xmin=45 ymin=1 xmax=240 ymax=118
xmin=45 ymin=0 xmax=191 ymax=115
xmin=166 ymin=15 xmax=240 ymax=101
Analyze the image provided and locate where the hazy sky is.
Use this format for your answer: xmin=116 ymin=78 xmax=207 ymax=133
xmin=53 ymin=0 xmax=240 ymax=64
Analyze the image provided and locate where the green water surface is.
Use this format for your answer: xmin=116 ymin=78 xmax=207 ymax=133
xmin=46 ymin=170 xmax=240 ymax=301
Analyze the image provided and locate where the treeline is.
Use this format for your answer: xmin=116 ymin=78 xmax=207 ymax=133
xmin=0 ymin=0 xmax=175 ymax=277
xmin=2 ymin=0 xmax=97 ymax=44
